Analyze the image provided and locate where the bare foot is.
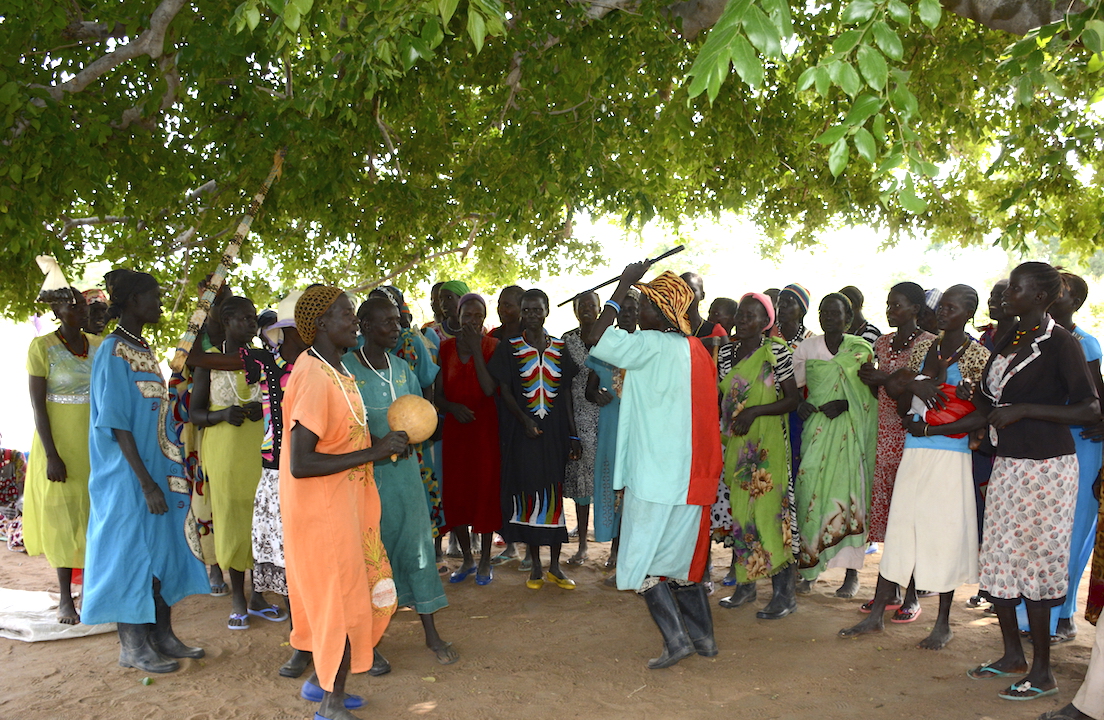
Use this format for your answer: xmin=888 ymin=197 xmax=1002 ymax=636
xmin=834 ymin=569 xmax=859 ymax=598
xmin=429 ymin=641 xmax=459 ymax=665
xmin=918 ymin=625 xmax=953 ymax=650
xmin=796 ymin=579 xmax=815 ymax=595
xmin=839 ymin=614 xmax=883 ymax=637
xmin=1037 ymin=702 xmax=1095 ymax=719
xmin=57 ymin=599 xmax=80 ymax=625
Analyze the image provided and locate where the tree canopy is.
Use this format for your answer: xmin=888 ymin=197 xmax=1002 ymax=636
xmin=2 ymin=0 xmax=1102 ymax=319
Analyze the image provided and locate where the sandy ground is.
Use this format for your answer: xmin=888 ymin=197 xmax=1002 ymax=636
xmin=0 ymin=527 xmax=1096 ymax=720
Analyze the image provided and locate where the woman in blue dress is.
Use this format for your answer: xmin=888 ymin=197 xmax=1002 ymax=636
xmin=82 ymin=270 xmax=208 ymax=673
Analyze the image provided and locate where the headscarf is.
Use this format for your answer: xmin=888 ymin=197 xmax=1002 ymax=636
xmin=780 ymin=283 xmax=811 ymax=314
xmin=440 ymin=280 xmax=470 ymax=297
xmin=36 ymin=255 xmax=75 ymax=304
xmin=371 ymin=285 xmax=403 ymax=308
xmin=263 ymin=290 xmax=304 ymax=348
xmin=295 ymin=285 xmax=344 ymax=345
xmin=105 ymin=269 xmax=160 ymax=319
xmin=890 ymin=281 xmax=926 ymax=309
xmin=457 ymin=292 xmax=486 ymax=315
xmin=924 ymin=288 xmax=942 ymax=311
xmin=82 ymin=288 xmax=108 ymax=306
xmin=634 ymin=271 xmax=693 ymax=335
xmin=740 ymin=291 xmax=776 ymax=332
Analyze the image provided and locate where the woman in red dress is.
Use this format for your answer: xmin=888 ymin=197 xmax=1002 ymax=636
xmin=436 ymin=293 xmax=501 ymax=585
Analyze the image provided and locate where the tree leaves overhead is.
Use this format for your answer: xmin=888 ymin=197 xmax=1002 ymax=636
xmin=0 ymin=0 xmax=1102 ymax=324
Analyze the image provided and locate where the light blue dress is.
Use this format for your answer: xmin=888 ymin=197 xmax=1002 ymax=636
xmin=82 ymin=336 xmax=207 ymax=624
xmin=586 ymin=356 xmax=622 ymax=543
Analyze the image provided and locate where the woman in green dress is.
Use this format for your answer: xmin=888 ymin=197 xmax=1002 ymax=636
xmin=191 ymin=296 xmax=283 ymax=630
xmin=791 ymin=293 xmax=877 ymax=598
xmin=712 ymin=293 xmax=801 ymax=619
xmin=25 ymin=286 xmax=101 ymax=624
xmin=347 ymin=297 xmax=458 ymax=666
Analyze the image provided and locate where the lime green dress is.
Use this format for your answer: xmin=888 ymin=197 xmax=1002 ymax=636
xmin=24 ymin=331 xmax=102 ymax=568
xmin=203 ymin=362 xmax=264 ymax=572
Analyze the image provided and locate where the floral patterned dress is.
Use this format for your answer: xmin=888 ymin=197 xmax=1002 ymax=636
xmin=867 ymin=330 xmax=935 ymax=542
xmin=710 ymin=337 xmax=795 ymax=582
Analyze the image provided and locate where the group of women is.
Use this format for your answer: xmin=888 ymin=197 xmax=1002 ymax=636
xmin=17 ymin=258 xmax=1104 ymax=716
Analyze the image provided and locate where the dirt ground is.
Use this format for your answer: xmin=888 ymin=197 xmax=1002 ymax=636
xmin=0 ymin=526 xmax=1096 ymax=720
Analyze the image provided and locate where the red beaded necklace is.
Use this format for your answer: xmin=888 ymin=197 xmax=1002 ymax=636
xmin=1013 ymin=322 xmax=1041 ymax=345
xmin=55 ymin=328 xmax=88 ymax=358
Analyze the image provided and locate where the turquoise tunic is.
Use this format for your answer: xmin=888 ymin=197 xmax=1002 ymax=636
xmin=585 ymin=356 xmax=623 ymax=543
xmin=346 ymin=349 xmax=447 ymax=615
xmin=82 ymin=336 xmax=208 ymax=624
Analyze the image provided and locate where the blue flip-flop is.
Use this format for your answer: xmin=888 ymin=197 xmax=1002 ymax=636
xmin=476 ymin=569 xmax=493 ymax=586
xmin=967 ymin=663 xmax=1019 ymax=680
xmin=248 ymin=604 xmax=288 ymax=622
xmin=998 ymin=681 xmax=1059 ymax=701
xmin=302 ymin=679 xmax=365 ymax=709
xmin=449 ymin=565 xmax=478 ymax=583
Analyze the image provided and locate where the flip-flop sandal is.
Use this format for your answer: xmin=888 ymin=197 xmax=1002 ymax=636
xmin=998 ymin=681 xmax=1058 ymax=701
xmin=228 ymin=612 xmax=250 ymax=630
xmin=721 ymin=576 xmax=738 ymax=587
xmin=209 ymin=582 xmax=229 ymax=597
xmin=967 ymin=663 xmax=1020 ymax=680
xmin=564 ymin=554 xmax=588 ymax=566
xmin=517 ymin=558 xmax=533 ymax=572
xmin=301 ymin=679 xmax=365 ymax=708
xmin=859 ymin=599 xmax=903 ymax=614
xmin=449 ymin=565 xmax=478 ymax=583
xmin=491 ymin=553 xmax=516 ymax=566
xmin=966 ymin=595 xmax=988 ymax=609
xmin=248 ymin=604 xmax=289 ymax=622
xmin=475 ymin=570 xmax=494 ymax=586
xmin=890 ymin=606 xmax=922 ymax=623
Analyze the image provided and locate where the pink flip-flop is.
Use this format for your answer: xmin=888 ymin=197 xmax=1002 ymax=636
xmin=890 ymin=606 xmax=922 ymax=623
xmin=859 ymin=599 xmax=903 ymax=614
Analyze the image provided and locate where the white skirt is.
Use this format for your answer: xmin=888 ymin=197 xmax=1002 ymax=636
xmin=880 ymin=448 xmax=978 ymax=592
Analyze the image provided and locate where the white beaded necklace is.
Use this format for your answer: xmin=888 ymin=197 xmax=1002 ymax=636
xmin=310 ymin=348 xmax=366 ymax=427
xmin=359 ymin=347 xmax=396 ymax=403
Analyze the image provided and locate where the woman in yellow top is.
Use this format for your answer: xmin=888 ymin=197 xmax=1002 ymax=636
xmin=191 ymin=296 xmax=284 ymax=629
xmin=25 ymin=286 xmax=102 ymax=624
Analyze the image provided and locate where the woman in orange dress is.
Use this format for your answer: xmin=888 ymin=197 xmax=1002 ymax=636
xmin=280 ymin=286 xmax=409 ymax=719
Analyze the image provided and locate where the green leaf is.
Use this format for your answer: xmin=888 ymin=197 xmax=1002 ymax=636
xmin=1089 ymin=53 xmax=1104 ymax=73
xmin=1015 ymin=74 xmax=1033 ymax=105
xmin=843 ymin=93 xmax=884 ymax=125
xmin=8 ymin=164 xmax=21 ymax=184
xmin=760 ymin=0 xmax=794 ymax=37
xmin=438 ymin=0 xmax=460 ymax=26
xmin=842 ymin=0 xmax=876 ymax=24
xmin=467 ymin=9 xmax=486 ymax=53
xmin=872 ymin=112 xmax=886 ymax=143
xmin=918 ymin=0 xmax=941 ymax=29
xmin=837 ymin=61 xmax=861 ymax=97
xmin=814 ymin=65 xmax=830 ymax=96
xmin=283 ymin=2 xmax=300 ymax=32
xmin=292 ymin=0 xmax=313 ymax=14
xmin=899 ymin=174 xmax=927 ymax=213
xmin=1083 ymin=20 xmax=1104 ymax=55
xmin=743 ymin=5 xmax=782 ymax=57
xmin=872 ymin=22 xmax=903 ymax=61
xmin=797 ymin=66 xmax=818 ymax=92
xmin=833 ymin=29 xmax=863 ymax=55
xmin=828 ymin=137 xmax=849 ymax=176
xmin=890 ymin=84 xmax=918 ymax=120
xmin=815 ymin=124 xmax=847 ymax=145
xmin=856 ymin=44 xmax=888 ymax=90
xmin=731 ymin=34 xmax=765 ymax=88
xmin=685 ymin=0 xmax=751 ymax=100
xmin=245 ymin=5 xmax=261 ymax=31
xmin=886 ymin=0 xmax=910 ymax=26
xmin=852 ymin=127 xmax=876 ymax=162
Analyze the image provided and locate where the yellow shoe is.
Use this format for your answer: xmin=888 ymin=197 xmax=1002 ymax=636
xmin=525 ymin=577 xmax=545 ymax=590
xmin=546 ymin=572 xmax=576 ymax=590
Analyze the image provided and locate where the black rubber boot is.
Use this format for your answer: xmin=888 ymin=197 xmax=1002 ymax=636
xmin=641 ymin=582 xmax=695 ymax=670
xmin=150 ymin=587 xmax=204 ymax=659
xmin=718 ymin=581 xmax=757 ymax=609
xmin=368 ymin=648 xmax=391 ymax=676
xmin=672 ymin=583 xmax=718 ymax=657
xmin=118 ymin=622 xmax=180 ymax=673
xmin=279 ymin=649 xmax=313 ymax=678
xmin=757 ymin=564 xmax=798 ymax=620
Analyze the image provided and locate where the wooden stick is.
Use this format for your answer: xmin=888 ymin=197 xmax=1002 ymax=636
xmin=557 ymin=244 xmax=686 ymax=307
xmin=169 ymin=148 xmax=287 ymax=372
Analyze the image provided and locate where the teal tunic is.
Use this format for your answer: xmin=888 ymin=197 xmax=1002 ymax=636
xmin=346 ymin=349 xmax=447 ymax=615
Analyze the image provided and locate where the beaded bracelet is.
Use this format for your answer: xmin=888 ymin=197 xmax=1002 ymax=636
xmin=604 ymin=300 xmax=621 ymax=314
xmin=569 ymin=435 xmax=581 ymax=441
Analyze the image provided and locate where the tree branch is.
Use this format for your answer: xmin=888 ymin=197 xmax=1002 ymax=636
xmin=32 ymin=0 xmax=186 ymax=103
xmin=112 ymin=53 xmax=180 ymax=130
xmin=372 ymin=94 xmax=404 ymax=179
xmin=351 ymin=226 xmax=481 ymax=294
